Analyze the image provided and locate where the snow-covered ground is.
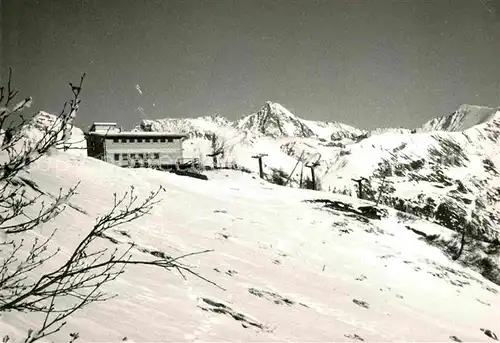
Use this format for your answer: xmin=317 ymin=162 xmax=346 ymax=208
xmin=129 ymin=101 xmax=500 ymax=243
xmin=1 ymin=147 xmax=499 ymax=342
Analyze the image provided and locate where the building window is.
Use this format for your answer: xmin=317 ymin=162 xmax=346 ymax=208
xmin=129 ymin=138 xmax=135 ymax=143
xmin=138 ymin=153 xmax=144 ymax=159
xmin=160 ymin=138 xmax=165 ymax=143
xmin=154 ymin=153 xmax=160 ymax=159
xmin=130 ymin=153 xmax=135 ymax=158
xmin=114 ymin=154 xmax=119 ymax=161
xmin=113 ymin=138 xmax=119 ymax=143
xmin=121 ymin=138 xmax=127 ymax=143
xmin=145 ymin=138 xmax=150 ymax=143
xmin=122 ymin=154 xmax=128 ymax=160
xmin=152 ymin=138 xmax=158 ymax=143
xmin=167 ymin=138 xmax=174 ymax=143
xmin=137 ymin=138 xmax=143 ymax=143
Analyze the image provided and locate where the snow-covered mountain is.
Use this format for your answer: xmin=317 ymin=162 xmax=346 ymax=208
xmin=131 ymin=101 xmax=500 ymax=245
xmin=236 ymin=101 xmax=314 ymax=138
xmin=30 ymin=101 xmax=500 ymax=275
xmin=420 ymin=104 xmax=498 ymax=132
xmin=2 ymin=102 xmax=500 ymax=341
xmin=134 ymin=114 xmax=232 ymax=139
xmin=134 ymin=101 xmax=365 ymax=142
xmin=20 ymin=110 xmax=86 ymax=149
xmin=131 ymin=102 xmax=368 ymax=181
xmin=234 ymin=101 xmax=365 ymax=141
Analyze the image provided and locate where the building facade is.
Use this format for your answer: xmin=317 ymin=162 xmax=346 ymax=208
xmin=85 ymin=122 xmax=188 ymax=169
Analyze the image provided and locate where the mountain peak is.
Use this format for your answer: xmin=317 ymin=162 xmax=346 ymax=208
xmin=420 ymin=104 xmax=498 ymax=132
xmin=235 ymin=101 xmax=315 ymax=138
xmin=261 ymin=101 xmax=294 ymax=117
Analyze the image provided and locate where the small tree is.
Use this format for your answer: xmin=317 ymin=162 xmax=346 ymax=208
xmin=207 ymin=133 xmax=226 ymax=169
xmin=268 ymin=168 xmax=288 ymax=186
xmin=302 ymin=176 xmax=314 ymax=190
xmin=452 ymin=195 xmax=476 ymax=261
xmin=374 ymin=159 xmax=395 ymax=206
xmin=0 ymin=70 xmax=215 ymax=342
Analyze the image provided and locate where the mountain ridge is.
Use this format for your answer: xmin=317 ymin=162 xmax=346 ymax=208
xmin=38 ymin=101 xmax=500 ymax=243
xmin=129 ymin=101 xmax=500 ymax=242
xmin=134 ymin=101 xmax=366 ymax=142
xmin=420 ymin=104 xmax=498 ymax=132
xmin=132 ymin=101 xmax=499 ymax=139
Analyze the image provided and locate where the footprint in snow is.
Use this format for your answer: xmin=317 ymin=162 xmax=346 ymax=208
xmin=476 ymin=298 xmax=491 ymax=306
xmin=480 ymin=328 xmax=498 ymax=341
xmin=215 ymin=232 xmax=230 ymax=240
xmin=352 ymin=299 xmax=370 ymax=309
xmin=355 ymin=275 xmax=367 ymax=281
xmin=248 ymin=288 xmax=296 ymax=307
xmin=197 ymin=297 xmax=267 ymax=332
xmin=213 ymin=268 xmax=238 ymax=277
xmin=344 ymin=333 xmax=364 ymax=341
xmin=213 ymin=209 xmax=228 ymax=214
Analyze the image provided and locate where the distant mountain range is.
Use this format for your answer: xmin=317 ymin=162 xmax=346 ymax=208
xmin=28 ymin=100 xmax=500 ymax=243
xmin=130 ymin=101 xmax=500 ymax=243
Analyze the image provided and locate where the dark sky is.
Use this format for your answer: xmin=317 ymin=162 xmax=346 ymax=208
xmin=2 ymin=0 xmax=500 ymax=130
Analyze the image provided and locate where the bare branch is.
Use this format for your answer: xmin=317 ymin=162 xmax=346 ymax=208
xmin=0 ymin=71 xmax=218 ymax=343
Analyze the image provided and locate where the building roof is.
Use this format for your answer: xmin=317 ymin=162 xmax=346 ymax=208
xmin=91 ymin=122 xmax=118 ymax=126
xmin=89 ymin=122 xmax=118 ymax=130
xmin=85 ymin=131 xmax=188 ymax=139
xmin=89 ymin=123 xmax=120 ymax=134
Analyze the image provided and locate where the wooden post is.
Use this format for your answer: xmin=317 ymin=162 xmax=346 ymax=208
xmin=206 ymin=151 xmax=222 ymax=169
xmin=351 ymin=177 xmax=368 ymax=199
xmin=299 ymin=161 xmax=304 ymax=188
xmin=208 ymin=133 xmax=223 ymax=169
xmin=252 ymin=153 xmax=268 ymax=179
xmin=285 ymin=150 xmax=305 ymax=187
xmin=376 ymin=177 xmax=387 ymax=205
xmin=352 ymin=178 xmax=362 ymax=198
xmin=305 ymin=161 xmax=320 ymax=190
xmin=311 ymin=167 xmax=316 ymax=190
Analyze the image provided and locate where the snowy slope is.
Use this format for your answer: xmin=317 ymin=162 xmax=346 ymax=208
xmin=318 ymin=109 xmax=500 ymax=241
xmin=1 ymin=150 xmax=499 ymax=342
xmin=130 ymin=102 xmax=500 ymax=246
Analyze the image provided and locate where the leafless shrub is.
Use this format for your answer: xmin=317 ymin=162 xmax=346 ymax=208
xmin=373 ymin=159 xmax=395 ymax=206
xmin=0 ymin=70 xmax=217 ymax=342
xmin=207 ymin=133 xmax=226 ymax=168
xmin=267 ymin=168 xmax=288 ymax=186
